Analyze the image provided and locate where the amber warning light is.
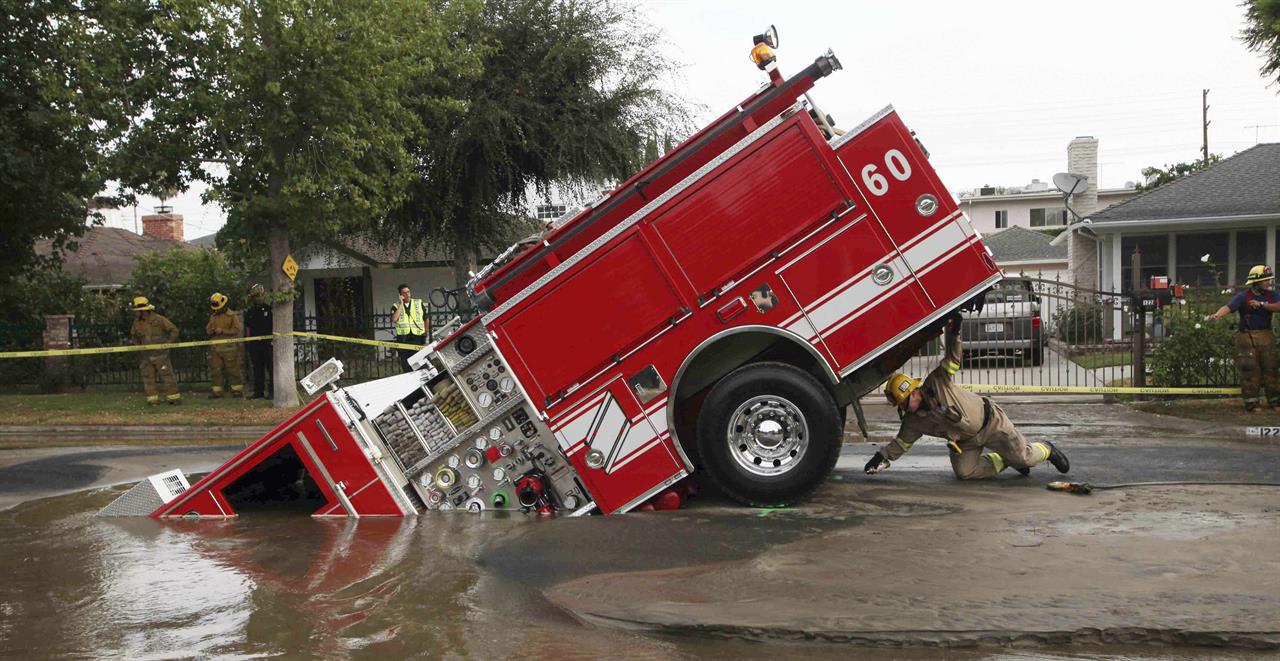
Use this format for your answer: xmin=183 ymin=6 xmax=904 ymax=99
xmin=750 ymin=24 xmax=779 ymax=70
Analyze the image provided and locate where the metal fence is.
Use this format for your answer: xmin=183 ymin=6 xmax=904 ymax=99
xmin=907 ymin=277 xmax=1245 ymax=391
xmin=3 ymin=305 xmax=474 ymax=389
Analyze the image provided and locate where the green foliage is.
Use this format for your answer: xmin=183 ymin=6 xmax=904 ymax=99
xmin=1149 ymin=313 xmax=1237 ymax=386
xmin=1053 ymin=304 xmax=1105 ymax=343
xmin=1134 ymin=154 xmax=1222 ymax=192
xmin=385 ymin=0 xmax=694 ymax=273
xmin=0 ymin=263 xmax=124 ymax=328
xmin=0 ymin=0 xmax=153 ymax=282
xmin=113 ymin=0 xmax=477 ymax=246
xmin=1241 ymin=0 xmax=1280 ymax=90
xmin=125 ymin=248 xmax=251 ymax=332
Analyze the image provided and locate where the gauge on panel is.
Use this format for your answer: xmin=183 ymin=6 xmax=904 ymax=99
xmin=477 ymin=392 xmax=494 ymax=408
xmin=499 ymin=377 xmax=515 ymax=393
xmin=448 ymin=455 xmax=460 ymax=468
xmin=467 ymin=474 xmax=481 ymax=490
xmin=492 ymin=468 xmax=506 ymax=482
xmin=489 ymin=427 xmax=502 ymax=441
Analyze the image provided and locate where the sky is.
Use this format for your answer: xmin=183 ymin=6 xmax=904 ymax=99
xmin=105 ymin=0 xmax=1280 ymax=238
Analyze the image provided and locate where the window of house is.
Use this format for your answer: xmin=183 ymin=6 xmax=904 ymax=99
xmin=1235 ymin=230 xmax=1267 ymax=287
xmin=535 ymin=204 xmax=568 ymax=220
xmin=1174 ymin=232 xmax=1229 ymax=289
xmin=995 ymin=210 xmax=1008 ymax=229
xmin=1120 ymin=235 xmax=1169 ymax=292
xmin=1031 ymin=207 xmax=1069 ymax=227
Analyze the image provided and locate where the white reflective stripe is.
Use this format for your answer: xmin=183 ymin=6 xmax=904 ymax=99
xmin=792 ymin=256 xmax=913 ymax=341
xmin=903 ymin=217 xmax=967 ymax=272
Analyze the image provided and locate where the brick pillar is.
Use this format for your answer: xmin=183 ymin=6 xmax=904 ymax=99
xmin=1067 ymin=136 xmax=1099 ymax=291
xmin=42 ymin=314 xmax=75 ymax=393
xmin=141 ymin=213 xmax=184 ymax=241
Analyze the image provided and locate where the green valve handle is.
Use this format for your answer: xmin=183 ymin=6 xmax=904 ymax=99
xmin=491 ymin=492 xmax=508 ymax=508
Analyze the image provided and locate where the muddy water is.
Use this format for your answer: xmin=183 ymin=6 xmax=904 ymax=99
xmin=0 ymin=488 xmax=1270 ymax=660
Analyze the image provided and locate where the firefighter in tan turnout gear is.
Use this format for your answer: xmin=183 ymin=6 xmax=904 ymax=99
xmin=864 ymin=315 xmax=1069 ymax=479
xmin=206 ymin=292 xmax=244 ymax=397
xmin=129 ymin=296 xmax=182 ymax=405
xmin=1206 ymin=265 xmax=1280 ymax=413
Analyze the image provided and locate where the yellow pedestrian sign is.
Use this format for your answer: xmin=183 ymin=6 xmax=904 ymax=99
xmin=282 ymin=254 xmax=299 ymax=282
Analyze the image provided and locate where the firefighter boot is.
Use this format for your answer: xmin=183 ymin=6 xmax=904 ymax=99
xmin=1044 ymin=441 xmax=1070 ymax=473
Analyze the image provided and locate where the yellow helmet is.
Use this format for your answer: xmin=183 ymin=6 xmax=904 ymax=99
xmin=1246 ymin=265 xmax=1274 ymax=286
xmin=210 ymin=292 xmax=228 ymax=311
xmin=131 ymin=296 xmax=155 ymax=312
xmin=884 ymin=373 xmax=922 ymax=407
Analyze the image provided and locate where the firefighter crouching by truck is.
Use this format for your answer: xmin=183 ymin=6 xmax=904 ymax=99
xmin=1206 ymin=265 xmax=1280 ymax=413
xmin=864 ymin=314 xmax=1070 ymax=479
xmin=129 ymin=296 xmax=182 ymax=405
xmin=206 ymin=292 xmax=245 ymax=398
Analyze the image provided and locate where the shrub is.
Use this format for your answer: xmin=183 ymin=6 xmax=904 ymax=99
xmin=1053 ymin=304 xmax=1105 ymax=344
xmin=1148 ymin=313 xmax=1238 ymax=386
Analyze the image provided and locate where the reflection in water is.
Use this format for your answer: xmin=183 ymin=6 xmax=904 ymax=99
xmin=0 ymin=488 xmax=1272 ymax=660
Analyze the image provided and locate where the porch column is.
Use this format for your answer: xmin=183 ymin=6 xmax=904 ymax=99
xmin=1228 ymin=230 xmax=1237 ymax=286
xmin=1167 ymin=234 xmax=1177 ymax=283
xmin=1112 ymin=234 xmax=1124 ymax=341
xmin=1268 ymin=225 xmax=1276 ymax=269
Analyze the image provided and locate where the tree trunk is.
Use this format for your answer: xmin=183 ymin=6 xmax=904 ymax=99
xmin=452 ymin=246 xmax=477 ymax=290
xmin=269 ymin=227 xmax=300 ymax=408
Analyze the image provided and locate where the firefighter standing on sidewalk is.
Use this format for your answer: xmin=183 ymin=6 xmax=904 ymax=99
xmin=129 ymin=296 xmax=182 ymax=405
xmin=391 ymin=283 xmax=426 ymax=372
xmin=864 ymin=314 xmax=1070 ymax=480
xmin=1206 ymin=265 xmax=1280 ymax=413
xmin=206 ymin=292 xmax=244 ymax=397
xmin=244 ymin=284 xmax=272 ymax=400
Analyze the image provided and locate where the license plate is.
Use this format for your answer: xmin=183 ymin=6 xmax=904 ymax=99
xmin=984 ymin=323 xmax=1005 ymax=333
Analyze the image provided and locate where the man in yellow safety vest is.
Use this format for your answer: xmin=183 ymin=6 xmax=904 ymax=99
xmin=391 ymin=283 xmax=426 ymax=372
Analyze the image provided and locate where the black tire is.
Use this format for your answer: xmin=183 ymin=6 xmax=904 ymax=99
xmin=695 ymin=361 xmax=842 ymax=507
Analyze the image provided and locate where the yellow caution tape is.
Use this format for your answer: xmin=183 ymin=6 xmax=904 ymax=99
xmin=288 ymin=331 xmax=426 ymax=351
xmin=0 ymin=335 xmax=269 ymax=358
xmin=959 ymin=384 xmax=1241 ymax=396
xmin=0 ymin=331 xmax=426 ymax=358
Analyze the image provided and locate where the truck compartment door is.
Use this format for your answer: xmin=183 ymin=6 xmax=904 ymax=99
xmin=550 ymin=376 xmax=683 ymax=514
xmin=833 ymin=109 xmax=997 ymax=308
xmin=777 ymin=215 xmax=932 ymax=371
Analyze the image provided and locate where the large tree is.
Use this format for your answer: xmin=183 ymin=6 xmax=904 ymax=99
xmin=115 ymin=0 xmax=478 ymax=407
xmin=1134 ymin=154 xmax=1222 ymax=192
xmin=1242 ymin=0 xmax=1280 ymax=89
xmin=0 ymin=0 xmax=150 ymax=282
xmin=385 ymin=0 xmax=692 ymax=287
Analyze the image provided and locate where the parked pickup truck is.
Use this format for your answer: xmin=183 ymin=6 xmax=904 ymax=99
xmin=960 ymin=277 xmax=1044 ymax=366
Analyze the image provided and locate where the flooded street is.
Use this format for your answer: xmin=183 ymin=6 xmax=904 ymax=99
xmin=0 ymin=483 xmax=1276 ymax=659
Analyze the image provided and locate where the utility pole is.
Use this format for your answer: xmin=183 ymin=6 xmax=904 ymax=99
xmin=1201 ymin=89 xmax=1210 ymax=163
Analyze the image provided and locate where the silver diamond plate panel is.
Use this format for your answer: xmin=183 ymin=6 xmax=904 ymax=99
xmin=483 ymin=104 xmax=801 ymax=325
xmin=828 ymin=104 xmax=895 ymax=151
xmin=98 ymin=480 xmax=164 ymax=517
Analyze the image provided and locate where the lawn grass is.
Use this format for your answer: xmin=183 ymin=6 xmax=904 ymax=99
xmin=1070 ymin=350 xmax=1132 ymax=370
xmin=0 ymin=389 xmax=310 ymax=427
xmin=1130 ymin=397 xmax=1280 ymax=426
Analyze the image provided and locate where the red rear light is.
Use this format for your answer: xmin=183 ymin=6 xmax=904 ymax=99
xmin=1031 ymin=316 xmax=1042 ymax=328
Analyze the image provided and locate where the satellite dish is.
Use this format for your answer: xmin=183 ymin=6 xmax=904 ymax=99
xmin=1053 ymin=172 xmax=1089 ymax=196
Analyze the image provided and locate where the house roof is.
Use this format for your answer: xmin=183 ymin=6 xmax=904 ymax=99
xmin=1090 ymin=143 xmax=1280 ymax=224
xmin=983 ymin=226 xmax=1067 ymax=263
xmin=35 ymin=227 xmax=189 ymax=288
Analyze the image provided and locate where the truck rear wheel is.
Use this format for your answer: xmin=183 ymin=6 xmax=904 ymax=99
xmin=695 ymin=362 xmax=841 ymax=507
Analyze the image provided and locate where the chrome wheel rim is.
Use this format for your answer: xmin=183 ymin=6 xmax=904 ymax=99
xmin=725 ymin=395 xmax=809 ymax=477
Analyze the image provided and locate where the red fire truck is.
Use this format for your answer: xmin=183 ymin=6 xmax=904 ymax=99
xmin=106 ymin=33 xmax=1001 ymax=520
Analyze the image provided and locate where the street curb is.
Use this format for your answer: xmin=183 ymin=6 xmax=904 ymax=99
xmin=563 ymin=610 xmax=1280 ymax=650
xmin=0 ymin=425 xmax=271 ymax=437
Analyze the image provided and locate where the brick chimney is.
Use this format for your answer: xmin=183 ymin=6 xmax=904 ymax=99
xmin=1066 ymin=136 xmax=1099 ymax=290
xmin=141 ymin=212 xmax=184 ymax=241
